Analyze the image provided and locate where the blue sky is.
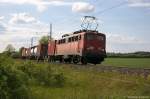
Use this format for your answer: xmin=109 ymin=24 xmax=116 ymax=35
xmin=0 ymin=0 xmax=150 ymax=52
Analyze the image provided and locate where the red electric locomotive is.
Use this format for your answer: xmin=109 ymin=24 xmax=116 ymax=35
xmin=48 ymin=16 xmax=106 ymax=64
xmin=48 ymin=29 xmax=106 ymax=64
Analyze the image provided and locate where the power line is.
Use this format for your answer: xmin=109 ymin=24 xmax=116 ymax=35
xmin=94 ymin=1 xmax=127 ymax=15
xmin=66 ymin=1 xmax=128 ymax=31
xmin=94 ymin=0 xmax=106 ymax=6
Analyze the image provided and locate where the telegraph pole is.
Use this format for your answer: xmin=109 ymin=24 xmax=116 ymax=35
xmin=49 ymin=23 xmax=52 ymax=41
xmin=31 ymin=37 xmax=33 ymax=47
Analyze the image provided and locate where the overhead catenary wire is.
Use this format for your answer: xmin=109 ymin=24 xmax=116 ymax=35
xmin=65 ymin=1 xmax=128 ymax=31
xmin=94 ymin=1 xmax=128 ymax=15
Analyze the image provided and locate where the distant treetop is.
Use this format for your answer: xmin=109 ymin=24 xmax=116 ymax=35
xmin=39 ymin=36 xmax=53 ymax=44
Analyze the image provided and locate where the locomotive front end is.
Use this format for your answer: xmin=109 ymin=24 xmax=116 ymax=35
xmin=83 ymin=31 xmax=106 ymax=64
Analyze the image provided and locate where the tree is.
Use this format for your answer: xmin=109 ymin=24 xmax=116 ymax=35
xmin=3 ymin=44 xmax=15 ymax=56
xmin=39 ymin=36 xmax=53 ymax=44
xmin=5 ymin=44 xmax=15 ymax=52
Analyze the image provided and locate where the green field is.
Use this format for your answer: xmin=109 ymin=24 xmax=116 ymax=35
xmin=1 ymin=56 xmax=150 ymax=99
xmin=29 ymin=58 xmax=150 ymax=99
xmin=102 ymin=58 xmax=150 ymax=68
xmin=30 ymin=63 xmax=150 ymax=99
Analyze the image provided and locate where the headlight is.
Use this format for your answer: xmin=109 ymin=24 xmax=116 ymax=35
xmin=87 ymin=46 xmax=94 ymax=50
xmin=98 ymin=47 xmax=105 ymax=51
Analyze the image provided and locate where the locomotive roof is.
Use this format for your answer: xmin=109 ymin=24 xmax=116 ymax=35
xmin=61 ymin=29 xmax=105 ymax=39
xmin=73 ymin=29 xmax=98 ymax=34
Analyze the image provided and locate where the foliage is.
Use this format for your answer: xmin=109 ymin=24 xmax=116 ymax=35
xmin=5 ymin=44 xmax=15 ymax=53
xmin=107 ymin=52 xmax=150 ymax=58
xmin=0 ymin=55 xmax=66 ymax=99
xmin=39 ymin=36 xmax=49 ymax=44
xmin=1 ymin=54 xmax=150 ymax=98
xmin=18 ymin=61 xmax=65 ymax=87
xmin=0 ymin=55 xmax=29 ymax=99
xmin=11 ymin=52 xmax=21 ymax=59
xmin=30 ymin=64 xmax=150 ymax=99
xmin=3 ymin=44 xmax=16 ymax=57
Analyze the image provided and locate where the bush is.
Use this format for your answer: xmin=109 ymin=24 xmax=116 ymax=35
xmin=18 ymin=61 xmax=65 ymax=87
xmin=11 ymin=52 xmax=21 ymax=59
xmin=50 ymin=73 xmax=65 ymax=87
xmin=0 ymin=56 xmax=29 ymax=99
xmin=0 ymin=55 xmax=66 ymax=99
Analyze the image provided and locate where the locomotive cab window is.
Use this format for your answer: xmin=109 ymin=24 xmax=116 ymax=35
xmin=97 ymin=35 xmax=104 ymax=41
xmin=86 ymin=34 xmax=95 ymax=40
xmin=86 ymin=34 xmax=104 ymax=41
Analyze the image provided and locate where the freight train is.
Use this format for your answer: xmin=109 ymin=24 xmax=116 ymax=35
xmin=21 ymin=16 xmax=106 ymax=64
xmin=21 ymin=29 xmax=106 ymax=64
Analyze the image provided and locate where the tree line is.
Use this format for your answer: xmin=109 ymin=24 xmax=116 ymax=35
xmin=107 ymin=51 xmax=150 ymax=58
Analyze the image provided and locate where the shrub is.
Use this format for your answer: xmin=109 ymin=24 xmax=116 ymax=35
xmin=18 ymin=61 xmax=65 ymax=87
xmin=50 ymin=73 xmax=65 ymax=87
xmin=0 ymin=58 xmax=29 ymax=99
xmin=0 ymin=55 xmax=66 ymax=99
xmin=11 ymin=52 xmax=21 ymax=59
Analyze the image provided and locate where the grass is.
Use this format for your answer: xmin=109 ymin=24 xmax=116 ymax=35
xmin=27 ymin=62 xmax=150 ymax=99
xmin=12 ymin=58 xmax=150 ymax=98
xmin=102 ymin=58 xmax=150 ymax=68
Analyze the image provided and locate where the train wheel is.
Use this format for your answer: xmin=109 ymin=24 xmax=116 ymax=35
xmin=81 ymin=57 xmax=87 ymax=65
xmin=73 ymin=56 xmax=80 ymax=64
xmin=68 ymin=58 xmax=72 ymax=64
xmin=59 ymin=57 xmax=64 ymax=63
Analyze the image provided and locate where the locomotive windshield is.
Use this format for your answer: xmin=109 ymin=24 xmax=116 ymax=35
xmin=86 ymin=34 xmax=104 ymax=41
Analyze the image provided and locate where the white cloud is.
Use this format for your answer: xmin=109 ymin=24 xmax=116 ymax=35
xmin=107 ymin=34 xmax=143 ymax=44
xmin=0 ymin=31 xmax=48 ymax=52
xmin=0 ymin=0 xmax=71 ymax=12
xmin=127 ymin=0 xmax=150 ymax=8
xmin=0 ymin=16 xmax=4 ymax=20
xmin=0 ymin=22 xmax=7 ymax=32
xmin=0 ymin=33 xmax=37 ymax=52
xmin=0 ymin=16 xmax=7 ymax=33
xmin=0 ymin=0 xmax=95 ymax=13
xmin=9 ymin=13 xmax=38 ymax=24
xmin=0 ymin=24 xmax=5 ymax=31
xmin=0 ymin=12 xmax=50 ymax=52
xmin=106 ymin=33 xmax=150 ymax=52
xmin=72 ymin=2 xmax=95 ymax=13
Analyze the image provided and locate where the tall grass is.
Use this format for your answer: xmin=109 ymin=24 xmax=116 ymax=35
xmin=29 ymin=63 xmax=150 ymax=99
xmin=1 ymin=56 xmax=150 ymax=99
